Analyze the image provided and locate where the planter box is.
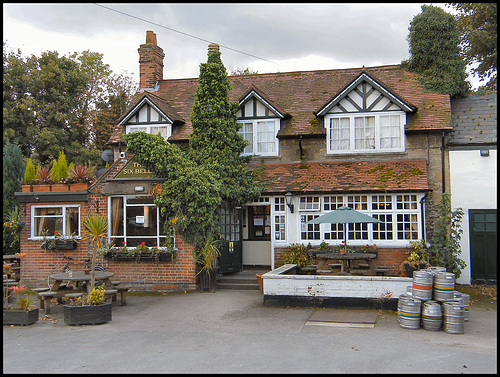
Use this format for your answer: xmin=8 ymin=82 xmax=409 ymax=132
xmin=199 ymin=267 xmax=217 ymax=291
xmin=32 ymin=184 xmax=51 ymax=192
xmin=69 ymin=183 xmax=90 ymax=191
xmin=50 ymin=184 xmax=69 ymax=192
xmin=3 ymin=308 xmax=39 ymax=326
xmin=21 ymin=185 xmax=32 ymax=193
xmin=263 ymin=264 xmax=412 ymax=310
xmin=63 ymin=303 xmax=112 ymax=325
xmin=41 ymin=240 xmax=78 ymax=250
xmin=103 ymin=251 xmax=173 ymax=262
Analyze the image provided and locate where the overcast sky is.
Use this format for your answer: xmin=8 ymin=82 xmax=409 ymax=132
xmin=3 ymin=3 xmax=480 ymax=88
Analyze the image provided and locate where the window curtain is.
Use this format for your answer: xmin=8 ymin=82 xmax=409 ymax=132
xmin=111 ymin=197 xmax=123 ymax=237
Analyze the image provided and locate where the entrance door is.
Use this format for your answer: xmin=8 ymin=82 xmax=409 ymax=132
xmin=243 ymin=205 xmax=272 ymax=266
xmin=218 ymin=206 xmax=243 ymax=274
xmin=469 ymin=210 xmax=497 ymax=284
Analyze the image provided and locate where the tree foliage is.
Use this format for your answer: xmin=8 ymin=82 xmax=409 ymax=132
xmin=3 ymin=43 xmax=136 ymax=166
xmin=125 ymin=46 xmax=262 ymax=253
xmin=448 ymin=3 xmax=497 ymax=91
xmin=402 ymin=5 xmax=470 ymax=98
xmin=3 ymin=143 xmax=24 ymax=215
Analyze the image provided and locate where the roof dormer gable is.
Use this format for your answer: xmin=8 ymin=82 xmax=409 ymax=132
xmin=118 ymin=95 xmax=174 ymax=126
xmin=237 ymin=88 xmax=286 ymax=119
xmin=315 ymin=72 xmax=415 ymax=116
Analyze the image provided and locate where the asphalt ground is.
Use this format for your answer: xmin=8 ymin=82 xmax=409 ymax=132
xmin=3 ymin=289 xmax=497 ymax=374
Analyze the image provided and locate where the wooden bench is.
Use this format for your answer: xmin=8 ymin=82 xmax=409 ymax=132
xmin=64 ymin=292 xmax=84 ymax=301
xmin=103 ymin=289 xmax=118 ymax=303
xmin=115 ymin=285 xmax=131 ymax=306
xmin=317 ymin=269 xmax=335 ymax=275
xmin=38 ymin=291 xmax=58 ymax=314
xmin=373 ymin=267 xmax=391 ymax=276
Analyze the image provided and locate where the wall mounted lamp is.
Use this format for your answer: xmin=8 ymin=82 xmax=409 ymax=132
xmin=285 ymin=192 xmax=294 ymax=214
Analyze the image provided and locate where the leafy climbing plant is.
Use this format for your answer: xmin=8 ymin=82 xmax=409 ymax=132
xmin=124 ymin=44 xmax=262 ymax=262
xmin=429 ymin=193 xmax=466 ymax=278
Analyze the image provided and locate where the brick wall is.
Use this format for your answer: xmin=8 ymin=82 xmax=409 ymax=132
xmin=18 ymin=196 xmax=197 ymax=292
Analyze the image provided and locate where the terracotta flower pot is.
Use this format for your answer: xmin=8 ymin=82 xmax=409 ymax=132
xmin=21 ymin=185 xmax=32 ymax=193
xmin=51 ymin=184 xmax=69 ymax=191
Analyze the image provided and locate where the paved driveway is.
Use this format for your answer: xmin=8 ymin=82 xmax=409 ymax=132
xmin=3 ymin=290 xmax=497 ymax=374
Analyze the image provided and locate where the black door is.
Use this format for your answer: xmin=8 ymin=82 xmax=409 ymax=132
xmin=469 ymin=210 xmax=497 ymax=284
xmin=218 ymin=205 xmax=243 ymax=274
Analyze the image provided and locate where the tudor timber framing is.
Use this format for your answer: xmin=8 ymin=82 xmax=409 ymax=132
xmin=316 ymin=72 xmax=415 ymax=116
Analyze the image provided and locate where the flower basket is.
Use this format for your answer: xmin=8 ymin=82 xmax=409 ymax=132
xmin=63 ymin=302 xmax=112 ymax=325
xmin=41 ymin=240 xmax=78 ymax=250
xmin=3 ymin=308 xmax=39 ymax=326
xmin=103 ymin=251 xmax=173 ymax=262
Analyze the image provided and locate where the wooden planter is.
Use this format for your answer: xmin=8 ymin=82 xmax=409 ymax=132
xmin=63 ymin=302 xmax=112 ymax=325
xmin=103 ymin=251 xmax=173 ymax=262
xmin=3 ymin=308 xmax=39 ymax=326
xmin=41 ymin=240 xmax=78 ymax=250
xmin=32 ymin=184 xmax=51 ymax=192
xmin=50 ymin=184 xmax=69 ymax=192
xmin=199 ymin=267 xmax=217 ymax=291
xmin=69 ymin=183 xmax=90 ymax=191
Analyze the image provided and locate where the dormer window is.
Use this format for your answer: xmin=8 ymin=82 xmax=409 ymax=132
xmin=236 ymin=89 xmax=284 ymax=157
xmin=325 ymin=112 xmax=405 ymax=153
xmin=316 ymin=72 xmax=414 ymax=155
xmin=120 ymin=96 xmax=173 ymax=141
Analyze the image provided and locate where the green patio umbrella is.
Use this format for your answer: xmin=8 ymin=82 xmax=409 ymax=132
xmin=307 ymin=206 xmax=382 ymax=250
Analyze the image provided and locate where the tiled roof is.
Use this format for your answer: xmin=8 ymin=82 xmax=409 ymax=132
xmin=108 ymin=64 xmax=452 ymax=145
xmin=448 ymin=93 xmax=497 ymax=146
xmin=251 ymin=159 xmax=429 ymax=194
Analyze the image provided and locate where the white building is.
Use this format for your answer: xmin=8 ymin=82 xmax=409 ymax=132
xmin=449 ymin=94 xmax=497 ymax=285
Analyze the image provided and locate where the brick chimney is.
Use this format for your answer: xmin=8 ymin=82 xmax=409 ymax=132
xmin=138 ymin=31 xmax=165 ymax=90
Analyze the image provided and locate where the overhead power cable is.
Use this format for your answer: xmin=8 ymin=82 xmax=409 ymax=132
xmin=93 ymin=3 xmax=277 ymax=65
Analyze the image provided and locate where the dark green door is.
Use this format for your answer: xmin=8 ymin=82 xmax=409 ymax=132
xmin=218 ymin=206 xmax=242 ymax=274
xmin=469 ymin=210 xmax=497 ymax=284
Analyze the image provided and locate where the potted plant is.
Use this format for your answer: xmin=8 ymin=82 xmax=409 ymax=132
xmin=21 ymin=158 xmax=36 ymax=192
xmin=82 ymin=214 xmax=108 ymax=296
xmin=400 ymin=240 xmax=430 ymax=278
xmin=32 ymin=165 xmax=54 ymax=192
xmin=65 ymin=164 xmax=94 ymax=191
xmin=3 ymin=284 xmax=39 ymax=326
xmin=283 ymin=243 xmax=313 ymax=273
xmin=194 ymin=236 xmax=220 ymax=292
xmin=63 ymin=284 xmax=112 ymax=325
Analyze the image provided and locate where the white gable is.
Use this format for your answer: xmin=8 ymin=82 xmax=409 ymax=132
xmin=316 ymin=72 xmax=414 ymax=116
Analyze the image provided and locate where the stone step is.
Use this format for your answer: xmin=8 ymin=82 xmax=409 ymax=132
xmin=217 ymin=282 xmax=259 ymax=290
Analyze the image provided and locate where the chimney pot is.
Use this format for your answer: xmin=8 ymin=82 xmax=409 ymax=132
xmin=208 ymin=43 xmax=220 ymax=55
xmin=146 ymin=30 xmax=157 ymax=45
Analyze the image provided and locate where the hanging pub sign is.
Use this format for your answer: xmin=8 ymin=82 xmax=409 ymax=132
xmin=115 ymin=156 xmax=154 ymax=179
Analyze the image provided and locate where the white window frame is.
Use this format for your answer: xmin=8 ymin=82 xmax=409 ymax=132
xmin=325 ymin=111 xmax=405 ymax=154
xmin=126 ymin=124 xmax=172 ymax=140
xmin=108 ymin=196 xmax=171 ymax=249
xmin=273 ymin=197 xmax=287 ymax=242
xmin=296 ymin=193 xmax=423 ymax=246
xmin=237 ymin=119 xmax=279 ymax=156
xmin=30 ymin=205 xmax=81 ymax=239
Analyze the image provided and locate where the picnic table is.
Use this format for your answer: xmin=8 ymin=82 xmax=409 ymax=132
xmin=314 ymin=252 xmax=379 ymax=274
xmin=48 ymin=271 xmax=115 ymax=292
xmin=40 ymin=271 xmax=116 ymax=314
